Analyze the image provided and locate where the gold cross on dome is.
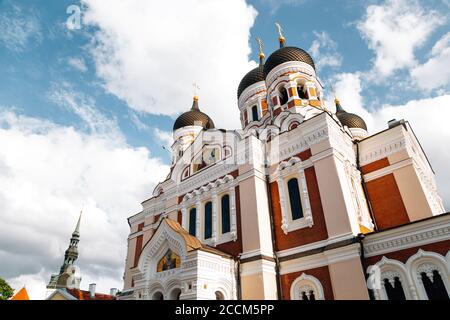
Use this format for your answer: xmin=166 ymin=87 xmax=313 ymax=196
xmin=275 ymin=22 xmax=284 ymax=39
xmin=192 ymin=83 xmax=200 ymax=98
xmin=256 ymin=37 xmax=264 ymax=55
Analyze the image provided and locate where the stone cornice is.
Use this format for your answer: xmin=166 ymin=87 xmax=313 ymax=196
xmin=363 ymin=213 xmax=450 ymax=257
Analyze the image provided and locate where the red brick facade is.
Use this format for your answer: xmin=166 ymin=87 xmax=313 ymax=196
xmin=216 ymin=185 xmax=243 ymax=258
xmin=270 ymin=165 xmax=328 ymax=251
xmin=361 ymin=157 xmax=390 ymax=174
xmin=280 ymin=265 xmax=334 ymax=300
xmin=365 ymin=173 xmax=410 ymax=230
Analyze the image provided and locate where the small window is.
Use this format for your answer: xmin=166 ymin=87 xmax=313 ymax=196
xmin=421 ymin=270 xmax=449 ymax=300
xmin=287 ymin=178 xmax=304 ymax=220
xmin=251 ymin=105 xmax=259 ymax=122
xmin=204 ymin=202 xmax=213 ymax=239
xmin=383 ymin=277 xmax=406 ymax=300
xmin=297 ymin=85 xmax=308 ymax=99
xmin=189 ymin=208 xmax=197 ymax=236
xmin=221 ymin=195 xmax=231 ymax=234
xmin=279 ymin=87 xmax=289 ymax=105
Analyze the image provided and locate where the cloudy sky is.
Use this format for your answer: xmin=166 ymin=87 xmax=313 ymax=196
xmin=0 ymin=0 xmax=449 ymax=299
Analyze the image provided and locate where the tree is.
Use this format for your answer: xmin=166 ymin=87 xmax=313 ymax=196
xmin=0 ymin=278 xmax=14 ymax=300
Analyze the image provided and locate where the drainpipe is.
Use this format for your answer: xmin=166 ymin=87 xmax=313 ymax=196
xmin=235 ymin=257 xmax=242 ymax=300
xmin=356 ymin=142 xmax=378 ymax=231
xmin=265 ymin=173 xmax=283 ymax=300
xmin=356 ymin=233 xmax=373 ymax=300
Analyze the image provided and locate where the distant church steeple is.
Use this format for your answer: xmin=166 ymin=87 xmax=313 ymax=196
xmin=59 ymin=211 xmax=82 ymax=274
xmin=46 ymin=211 xmax=83 ymax=292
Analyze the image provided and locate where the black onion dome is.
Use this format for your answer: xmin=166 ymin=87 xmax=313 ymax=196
xmin=173 ymin=98 xmax=215 ymax=131
xmin=264 ymin=46 xmax=315 ymax=77
xmin=335 ymin=100 xmax=367 ymax=131
xmin=237 ymin=65 xmax=265 ymax=99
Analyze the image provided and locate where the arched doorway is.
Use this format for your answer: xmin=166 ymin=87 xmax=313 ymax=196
xmin=152 ymin=291 xmax=164 ymax=300
xmin=215 ymin=291 xmax=225 ymax=300
xmin=169 ymin=288 xmax=182 ymax=300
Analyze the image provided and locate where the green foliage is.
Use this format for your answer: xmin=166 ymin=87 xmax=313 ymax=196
xmin=0 ymin=277 xmax=14 ymax=300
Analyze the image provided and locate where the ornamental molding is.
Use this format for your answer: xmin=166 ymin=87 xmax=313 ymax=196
xmin=363 ymin=214 xmax=450 ymax=257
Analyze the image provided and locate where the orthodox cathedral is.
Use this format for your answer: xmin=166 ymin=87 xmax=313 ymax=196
xmin=118 ymin=26 xmax=450 ymax=300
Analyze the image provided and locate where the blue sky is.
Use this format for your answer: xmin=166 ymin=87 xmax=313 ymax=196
xmin=1 ymin=0 xmax=449 ymax=161
xmin=0 ymin=0 xmax=449 ymax=299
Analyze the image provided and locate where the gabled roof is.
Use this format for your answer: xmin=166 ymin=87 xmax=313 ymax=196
xmin=10 ymin=287 xmax=30 ymax=300
xmin=66 ymin=288 xmax=116 ymax=300
xmin=46 ymin=288 xmax=116 ymax=300
xmin=144 ymin=218 xmax=233 ymax=259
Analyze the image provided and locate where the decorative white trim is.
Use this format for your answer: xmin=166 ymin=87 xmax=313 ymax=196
xmin=290 ymin=273 xmax=325 ymax=300
xmin=367 ymin=250 xmax=450 ymax=300
xmin=363 ymin=213 xmax=450 ymax=257
xmin=276 ymin=157 xmax=313 ymax=234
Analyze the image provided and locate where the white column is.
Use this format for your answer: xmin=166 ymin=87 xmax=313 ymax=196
xmin=299 ymin=169 xmax=313 ymax=227
xmin=181 ymin=204 xmax=187 ymax=230
xmin=195 ymin=200 xmax=201 ymax=239
xmin=212 ymin=191 xmax=218 ymax=245
xmin=277 ymin=173 xmax=289 ymax=234
xmin=229 ymin=186 xmax=237 ymax=241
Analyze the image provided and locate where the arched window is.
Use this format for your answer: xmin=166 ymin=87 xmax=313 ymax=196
xmin=189 ymin=208 xmax=196 ymax=236
xmin=169 ymin=288 xmax=182 ymax=300
xmin=152 ymin=291 xmax=164 ymax=300
xmin=215 ymin=291 xmax=225 ymax=300
xmin=221 ymin=195 xmax=231 ymax=234
xmin=297 ymin=85 xmax=308 ymax=99
xmin=290 ymin=273 xmax=324 ymax=300
xmin=287 ymin=178 xmax=303 ymax=220
xmin=383 ymin=277 xmax=406 ymax=300
xmin=420 ymin=269 xmax=449 ymax=300
xmin=251 ymin=105 xmax=259 ymax=122
xmin=204 ymin=202 xmax=213 ymax=239
xmin=279 ymin=87 xmax=289 ymax=105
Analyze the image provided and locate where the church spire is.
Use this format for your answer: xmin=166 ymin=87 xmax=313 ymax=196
xmin=59 ymin=211 xmax=82 ymax=275
xmin=275 ymin=22 xmax=286 ymax=48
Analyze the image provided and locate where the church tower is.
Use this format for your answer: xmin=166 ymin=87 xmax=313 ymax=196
xmin=46 ymin=212 xmax=82 ymax=294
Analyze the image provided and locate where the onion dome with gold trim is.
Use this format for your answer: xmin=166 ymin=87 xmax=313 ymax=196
xmin=263 ymin=24 xmax=316 ymax=77
xmin=334 ymin=98 xmax=367 ymax=131
xmin=173 ymin=97 xmax=215 ymax=131
xmin=237 ymin=40 xmax=266 ymax=99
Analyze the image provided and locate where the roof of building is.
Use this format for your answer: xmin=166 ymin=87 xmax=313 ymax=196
xmin=10 ymin=287 xmax=30 ymax=300
xmin=237 ymin=65 xmax=265 ymax=99
xmin=65 ymin=288 xmax=116 ymax=300
xmin=335 ymin=99 xmax=367 ymax=131
xmin=173 ymin=97 xmax=215 ymax=131
xmin=161 ymin=218 xmax=233 ymax=258
xmin=264 ymin=46 xmax=315 ymax=77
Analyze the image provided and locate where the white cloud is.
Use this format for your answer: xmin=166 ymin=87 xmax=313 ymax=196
xmin=154 ymin=128 xmax=174 ymax=151
xmin=48 ymin=85 xmax=123 ymax=142
xmin=0 ymin=2 xmax=42 ymax=52
xmin=411 ymin=32 xmax=450 ymax=91
xmin=309 ymin=31 xmax=342 ymax=71
xmin=81 ymin=0 xmax=258 ymax=129
xmin=129 ymin=111 xmax=150 ymax=131
xmin=357 ymin=0 xmax=445 ymax=78
xmin=0 ymin=109 xmax=169 ymax=299
xmin=68 ymin=57 xmax=88 ymax=73
xmin=330 ymin=73 xmax=450 ymax=209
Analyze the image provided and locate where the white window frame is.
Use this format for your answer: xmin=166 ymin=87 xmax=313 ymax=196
xmin=277 ymin=157 xmax=313 ymax=234
xmin=290 ymin=273 xmax=324 ymax=300
xmin=181 ymin=175 xmax=237 ymax=246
